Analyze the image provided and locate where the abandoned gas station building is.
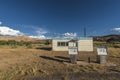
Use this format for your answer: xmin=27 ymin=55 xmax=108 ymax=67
xmin=52 ymin=37 xmax=93 ymax=51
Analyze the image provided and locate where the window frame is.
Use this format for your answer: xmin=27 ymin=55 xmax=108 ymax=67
xmin=57 ymin=42 xmax=68 ymax=47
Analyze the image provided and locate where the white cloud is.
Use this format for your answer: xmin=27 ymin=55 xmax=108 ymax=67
xmin=35 ymin=28 xmax=48 ymax=35
xmin=30 ymin=28 xmax=48 ymax=39
xmin=112 ymin=28 xmax=120 ymax=32
xmin=0 ymin=26 xmax=23 ymax=36
xmin=19 ymin=25 xmax=48 ymax=38
xmin=0 ymin=24 xmax=49 ymax=39
xmin=29 ymin=35 xmax=46 ymax=39
xmin=63 ymin=32 xmax=77 ymax=37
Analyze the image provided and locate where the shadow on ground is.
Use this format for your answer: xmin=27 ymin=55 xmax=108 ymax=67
xmin=36 ymin=47 xmax=52 ymax=51
xmin=40 ymin=56 xmax=70 ymax=63
xmin=27 ymin=72 xmax=120 ymax=80
xmin=55 ymin=56 xmax=70 ymax=60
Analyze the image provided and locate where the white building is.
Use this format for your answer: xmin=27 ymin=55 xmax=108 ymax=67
xmin=52 ymin=37 xmax=93 ymax=51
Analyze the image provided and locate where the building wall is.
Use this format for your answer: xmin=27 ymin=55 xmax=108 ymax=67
xmin=52 ymin=40 xmax=68 ymax=51
xmin=78 ymin=40 xmax=93 ymax=51
xmin=52 ymin=39 xmax=93 ymax=51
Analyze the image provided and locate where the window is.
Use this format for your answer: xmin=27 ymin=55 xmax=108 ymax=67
xmin=57 ymin=42 xmax=68 ymax=46
xmin=66 ymin=42 xmax=68 ymax=46
xmin=61 ymin=42 xmax=65 ymax=46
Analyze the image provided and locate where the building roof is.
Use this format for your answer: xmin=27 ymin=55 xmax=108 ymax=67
xmin=52 ymin=37 xmax=93 ymax=40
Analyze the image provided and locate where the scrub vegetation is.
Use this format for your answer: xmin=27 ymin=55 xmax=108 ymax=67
xmin=0 ymin=40 xmax=119 ymax=80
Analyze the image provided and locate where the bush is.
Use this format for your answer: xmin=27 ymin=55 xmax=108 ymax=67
xmin=25 ymin=42 xmax=33 ymax=48
xmin=45 ymin=40 xmax=51 ymax=45
xmin=18 ymin=40 xmax=25 ymax=46
xmin=0 ymin=40 xmax=7 ymax=45
xmin=0 ymin=40 xmax=33 ymax=48
xmin=7 ymin=40 xmax=17 ymax=45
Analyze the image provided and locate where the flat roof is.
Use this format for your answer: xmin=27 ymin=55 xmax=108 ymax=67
xmin=53 ymin=37 xmax=93 ymax=40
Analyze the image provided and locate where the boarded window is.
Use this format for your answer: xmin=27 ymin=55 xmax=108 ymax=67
xmin=57 ymin=42 xmax=68 ymax=46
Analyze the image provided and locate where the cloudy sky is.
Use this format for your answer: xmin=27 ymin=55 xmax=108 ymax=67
xmin=0 ymin=0 xmax=120 ymax=38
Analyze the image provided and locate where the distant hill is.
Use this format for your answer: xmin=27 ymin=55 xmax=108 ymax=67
xmin=93 ymin=34 xmax=120 ymax=42
xmin=0 ymin=36 xmax=39 ymax=42
xmin=0 ymin=34 xmax=119 ymax=43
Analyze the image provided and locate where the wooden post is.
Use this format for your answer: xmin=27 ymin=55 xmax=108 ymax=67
xmin=88 ymin=57 xmax=90 ymax=63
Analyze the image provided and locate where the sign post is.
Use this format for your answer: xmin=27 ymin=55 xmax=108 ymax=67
xmin=97 ymin=46 xmax=108 ymax=64
xmin=68 ymin=47 xmax=78 ymax=64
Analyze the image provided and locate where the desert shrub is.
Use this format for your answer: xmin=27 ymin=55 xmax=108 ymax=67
xmin=7 ymin=40 xmax=17 ymax=45
xmin=0 ymin=40 xmax=33 ymax=48
xmin=18 ymin=40 xmax=25 ymax=46
xmin=25 ymin=42 xmax=33 ymax=48
xmin=0 ymin=40 xmax=7 ymax=45
xmin=7 ymin=40 xmax=18 ymax=48
xmin=45 ymin=40 xmax=51 ymax=45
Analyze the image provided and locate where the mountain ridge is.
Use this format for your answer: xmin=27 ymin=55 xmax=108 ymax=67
xmin=0 ymin=35 xmax=39 ymax=42
xmin=93 ymin=34 xmax=120 ymax=42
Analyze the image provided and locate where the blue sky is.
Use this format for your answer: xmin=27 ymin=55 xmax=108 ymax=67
xmin=0 ymin=0 xmax=120 ymax=38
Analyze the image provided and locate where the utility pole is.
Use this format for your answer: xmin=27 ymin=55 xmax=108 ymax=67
xmin=84 ymin=27 xmax=86 ymax=37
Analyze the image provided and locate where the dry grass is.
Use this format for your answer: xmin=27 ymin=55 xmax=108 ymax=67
xmin=0 ymin=44 xmax=119 ymax=80
xmin=109 ymin=48 xmax=120 ymax=58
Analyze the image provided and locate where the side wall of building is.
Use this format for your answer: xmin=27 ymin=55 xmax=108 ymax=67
xmin=52 ymin=39 xmax=93 ymax=51
xmin=78 ymin=40 xmax=93 ymax=51
xmin=52 ymin=40 xmax=68 ymax=51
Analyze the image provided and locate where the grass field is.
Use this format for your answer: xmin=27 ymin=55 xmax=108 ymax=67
xmin=0 ymin=42 xmax=119 ymax=80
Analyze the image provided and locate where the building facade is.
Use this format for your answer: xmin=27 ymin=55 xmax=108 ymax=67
xmin=52 ymin=37 xmax=93 ymax=51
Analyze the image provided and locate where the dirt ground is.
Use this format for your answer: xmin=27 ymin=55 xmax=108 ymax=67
xmin=0 ymin=45 xmax=120 ymax=80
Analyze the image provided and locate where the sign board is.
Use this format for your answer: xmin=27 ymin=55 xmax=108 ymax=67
xmin=68 ymin=47 xmax=78 ymax=55
xmin=97 ymin=46 xmax=108 ymax=55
